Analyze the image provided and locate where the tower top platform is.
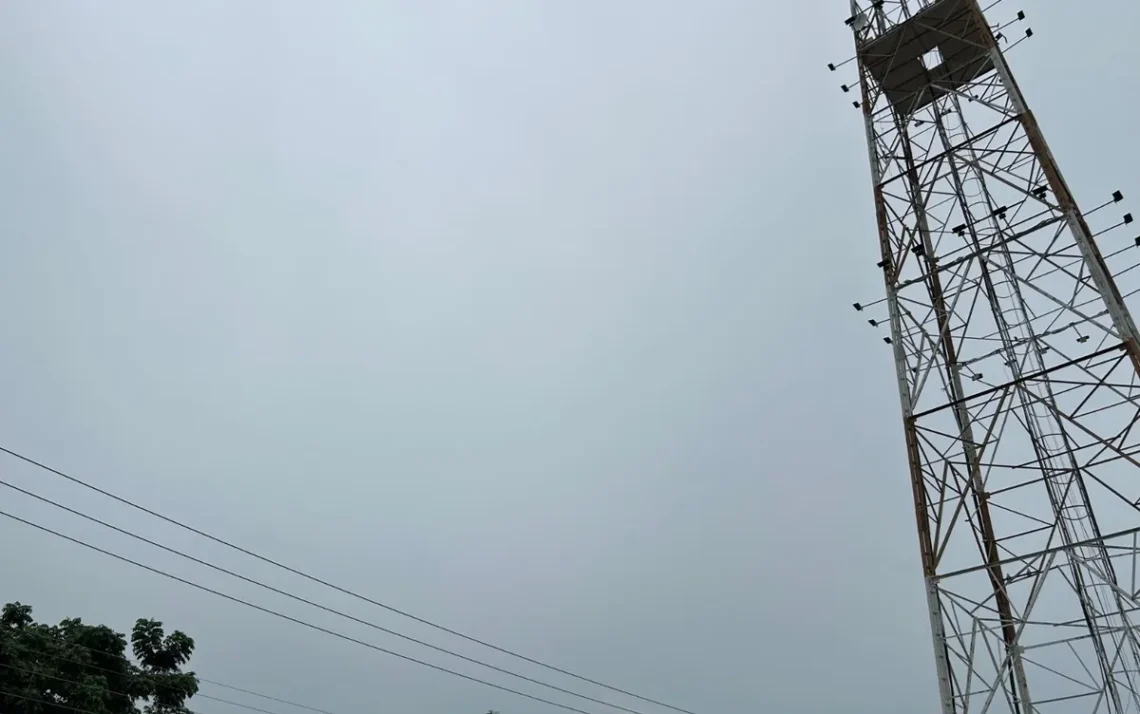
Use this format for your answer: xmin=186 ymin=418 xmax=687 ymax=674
xmin=856 ymin=0 xmax=995 ymax=114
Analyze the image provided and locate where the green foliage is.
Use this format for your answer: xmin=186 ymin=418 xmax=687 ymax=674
xmin=0 ymin=602 xmax=199 ymax=714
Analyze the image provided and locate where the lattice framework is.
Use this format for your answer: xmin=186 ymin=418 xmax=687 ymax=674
xmin=851 ymin=1 xmax=1140 ymax=712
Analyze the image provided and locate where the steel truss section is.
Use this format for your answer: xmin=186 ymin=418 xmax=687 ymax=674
xmin=850 ymin=1 xmax=1140 ymax=713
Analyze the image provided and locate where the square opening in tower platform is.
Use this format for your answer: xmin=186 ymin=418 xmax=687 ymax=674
xmin=859 ymin=0 xmax=996 ymax=116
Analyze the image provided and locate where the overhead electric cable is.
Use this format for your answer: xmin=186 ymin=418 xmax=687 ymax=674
xmin=198 ymin=678 xmax=341 ymax=714
xmin=0 ymin=507 xmax=612 ymax=714
xmin=196 ymin=694 xmax=282 ymax=714
xmin=0 ymin=477 xmax=648 ymax=714
xmin=1 ymin=646 xmax=326 ymax=714
xmin=0 ymin=444 xmax=696 ymax=714
xmin=0 ymin=689 xmax=111 ymax=714
xmin=0 ymin=662 xmax=221 ymax=714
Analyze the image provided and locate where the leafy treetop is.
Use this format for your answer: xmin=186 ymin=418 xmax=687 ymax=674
xmin=0 ymin=602 xmax=198 ymax=714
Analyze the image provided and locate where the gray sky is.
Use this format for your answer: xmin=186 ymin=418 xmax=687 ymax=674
xmin=0 ymin=2 xmax=1137 ymax=713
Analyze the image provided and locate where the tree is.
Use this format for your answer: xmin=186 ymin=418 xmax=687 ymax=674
xmin=0 ymin=602 xmax=199 ymax=714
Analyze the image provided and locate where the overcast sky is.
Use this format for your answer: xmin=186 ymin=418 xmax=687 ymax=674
xmin=1 ymin=2 xmax=1138 ymax=713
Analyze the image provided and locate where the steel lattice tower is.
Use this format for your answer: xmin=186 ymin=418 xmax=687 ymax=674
xmin=848 ymin=1 xmax=1140 ymax=712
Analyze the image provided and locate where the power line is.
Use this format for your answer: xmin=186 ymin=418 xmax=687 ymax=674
xmin=0 ymin=661 xmax=216 ymax=714
xmin=1 ymin=620 xmax=343 ymax=714
xmin=0 ymin=507 xmax=609 ymax=714
xmin=3 ymin=597 xmax=340 ymax=714
xmin=0 ymin=444 xmax=695 ymax=714
xmin=196 ymin=694 xmax=290 ymax=714
xmin=1 ymin=643 xmax=324 ymax=714
xmin=198 ymin=678 xmax=340 ymax=714
xmin=0 ymin=689 xmax=110 ymax=714
xmin=0 ymin=477 xmax=649 ymax=714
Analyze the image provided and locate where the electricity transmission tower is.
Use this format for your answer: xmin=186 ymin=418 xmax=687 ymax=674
xmin=847 ymin=0 xmax=1140 ymax=712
